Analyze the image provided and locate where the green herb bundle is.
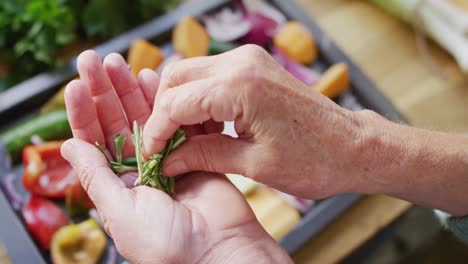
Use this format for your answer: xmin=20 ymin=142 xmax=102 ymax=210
xmin=0 ymin=0 xmax=181 ymax=90
xmin=96 ymin=121 xmax=186 ymax=196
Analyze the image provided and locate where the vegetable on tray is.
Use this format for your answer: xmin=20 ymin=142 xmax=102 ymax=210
xmin=51 ymin=219 xmax=107 ymax=264
xmin=173 ymin=16 xmax=210 ymax=58
xmin=274 ymin=21 xmax=317 ymax=64
xmin=22 ymin=196 xmax=71 ymax=250
xmin=313 ymin=63 xmax=350 ymax=98
xmin=127 ymin=39 xmax=164 ymax=76
xmin=0 ymin=109 xmax=72 ymax=162
xmin=65 ymin=180 xmax=94 ymax=217
xmin=22 ymin=141 xmax=76 ymax=198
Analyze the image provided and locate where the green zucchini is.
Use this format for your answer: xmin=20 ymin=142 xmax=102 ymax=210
xmin=208 ymin=39 xmax=239 ymax=55
xmin=0 ymin=109 xmax=71 ymax=162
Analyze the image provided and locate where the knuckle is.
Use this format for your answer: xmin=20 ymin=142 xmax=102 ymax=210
xmin=161 ymin=61 xmax=181 ymax=86
xmin=159 ymin=91 xmax=175 ymax=118
xmin=241 ymin=44 xmax=268 ymax=59
xmin=193 ymin=140 xmax=215 ymax=172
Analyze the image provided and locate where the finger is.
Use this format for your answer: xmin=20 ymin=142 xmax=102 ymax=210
xmin=61 ymin=139 xmax=131 ymax=219
xmin=77 ymin=50 xmax=134 ymax=157
xmin=143 ymin=79 xmax=242 ymax=156
xmin=163 ymin=134 xmax=252 ymax=177
xmin=157 ymin=55 xmax=216 ymax=91
xmin=153 ymin=56 xmax=217 ymax=111
xmin=65 ymin=80 xmax=105 ymax=145
xmin=138 ymin=69 xmax=160 ymax=108
xmin=103 ymin=53 xmax=151 ymax=125
xmin=202 ymin=120 xmax=224 ymax=134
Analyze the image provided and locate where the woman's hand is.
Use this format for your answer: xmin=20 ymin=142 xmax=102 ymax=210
xmin=140 ymin=44 xmax=468 ymax=217
xmin=62 ymin=50 xmax=292 ymax=263
xmin=143 ymin=44 xmax=370 ymax=200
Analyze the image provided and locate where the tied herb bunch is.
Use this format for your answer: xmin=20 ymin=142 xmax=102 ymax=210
xmin=95 ymin=121 xmax=186 ymax=196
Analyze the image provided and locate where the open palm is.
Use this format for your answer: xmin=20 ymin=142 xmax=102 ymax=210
xmin=61 ymin=51 xmax=280 ymax=263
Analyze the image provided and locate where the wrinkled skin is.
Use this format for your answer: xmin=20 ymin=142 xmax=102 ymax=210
xmin=62 ymin=50 xmax=291 ymax=264
xmin=143 ymin=44 xmax=366 ymax=199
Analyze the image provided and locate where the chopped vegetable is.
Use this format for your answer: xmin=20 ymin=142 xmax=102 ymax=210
xmin=246 ymin=187 xmax=300 ymax=240
xmin=272 ymin=48 xmax=321 ymax=86
xmin=274 ymin=21 xmax=317 ymax=64
xmin=226 ymin=173 xmax=258 ymax=195
xmin=0 ymin=110 xmax=72 ymax=162
xmin=173 ymin=16 xmax=209 ymax=58
xmin=127 ymin=39 xmax=164 ymax=77
xmin=22 ymin=141 xmax=76 ymax=198
xmin=51 ymin=219 xmax=107 ymax=264
xmin=241 ymin=13 xmax=277 ymax=46
xmin=313 ymin=63 xmax=350 ymax=98
xmin=22 ymin=196 xmax=71 ymax=250
xmin=208 ymin=39 xmax=240 ymax=55
xmin=66 ymin=179 xmax=94 ymax=217
xmin=202 ymin=8 xmax=251 ymax=42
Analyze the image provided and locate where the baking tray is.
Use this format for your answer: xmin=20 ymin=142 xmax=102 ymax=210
xmin=0 ymin=0 xmax=407 ymax=262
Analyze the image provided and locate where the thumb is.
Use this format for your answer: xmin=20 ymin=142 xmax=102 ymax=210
xmin=163 ymin=134 xmax=252 ymax=177
xmin=61 ymin=139 xmax=129 ymax=216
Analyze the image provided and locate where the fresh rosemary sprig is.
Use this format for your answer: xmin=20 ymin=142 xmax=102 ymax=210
xmin=132 ymin=121 xmax=186 ymax=195
xmin=94 ymin=122 xmax=186 ymax=196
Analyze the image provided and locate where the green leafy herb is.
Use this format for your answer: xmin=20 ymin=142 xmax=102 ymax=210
xmin=95 ymin=121 xmax=186 ymax=196
xmin=0 ymin=0 xmax=76 ymax=84
xmin=0 ymin=0 xmax=181 ymax=89
xmin=132 ymin=121 xmax=186 ymax=195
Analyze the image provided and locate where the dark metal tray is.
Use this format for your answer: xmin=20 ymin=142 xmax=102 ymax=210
xmin=0 ymin=0 xmax=407 ymax=262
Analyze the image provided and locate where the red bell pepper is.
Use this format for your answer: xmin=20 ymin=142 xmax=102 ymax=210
xmin=22 ymin=196 xmax=71 ymax=250
xmin=65 ymin=179 xmax=94 ymax=217
xmin=22 ymin=141 xmax=76 ymax=198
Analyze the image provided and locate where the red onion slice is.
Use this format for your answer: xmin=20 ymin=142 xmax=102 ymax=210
xmin=202 ymin=8 xmax=251 ymax=42
xmin=242 ymin=0 xmax=286 ymax=25
xmin=272 ymin=48 xmax=321 ymax=86
xmin=241 ymin=13 xmax=277 ymax=46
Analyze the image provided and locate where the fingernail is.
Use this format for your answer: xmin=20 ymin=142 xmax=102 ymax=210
xmin=164 ymin=159 xmax=188 ymax=176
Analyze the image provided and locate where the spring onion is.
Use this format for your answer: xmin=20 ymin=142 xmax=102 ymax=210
xmin=371 ymin=0 xmax=468 ymax=72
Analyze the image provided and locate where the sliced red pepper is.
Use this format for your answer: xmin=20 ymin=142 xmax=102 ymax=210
xmin=22 ymin=141 xmax=76 ymax=198
xmin=22 ymin=196 xmax=71 ymax=250
xmin=65 ymin=179 xmax=94 ymax=217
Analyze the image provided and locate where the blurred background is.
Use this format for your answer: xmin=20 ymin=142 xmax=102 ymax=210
xmin=1 ymin=0 xmax=468 ymax=263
